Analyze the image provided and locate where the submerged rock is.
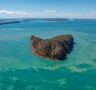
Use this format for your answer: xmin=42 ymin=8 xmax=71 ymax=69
xmin=31 ymin=34 xmax=74 ymax=61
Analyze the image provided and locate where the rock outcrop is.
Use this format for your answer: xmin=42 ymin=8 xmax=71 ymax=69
xmin=31 ymin=34 xmax=74 ymax=61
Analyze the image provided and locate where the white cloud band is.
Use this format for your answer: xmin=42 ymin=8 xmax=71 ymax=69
xmin=0 ymin=9 xmax=96 ymax=18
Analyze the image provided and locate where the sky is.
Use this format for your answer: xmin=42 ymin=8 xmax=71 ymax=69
xmin=0 ymin=0 xmax=96 ymax=19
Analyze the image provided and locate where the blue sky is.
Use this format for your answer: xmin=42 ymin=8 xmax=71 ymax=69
xmin=0 ymin=0 xmax=96 ymax=18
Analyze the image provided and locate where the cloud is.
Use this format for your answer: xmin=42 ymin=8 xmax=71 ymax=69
xmin=0 ymin=10 xmax=15 ymax=14
xmin=44 ymin=9 xmax=56 ymax=13
xmin=91 ymin=11 xmax=96 ymax=15
xmin=0 ymin=10 xmax=30 ymax=16
xmin=0 ymin=9 xmax=96 ymax=18
xmin=0 ymin=9 xmax=74 ymax=18
xmin=86 ymin=11 xmax=96 ymax=18
xmin=0 ymin=9 xmax=57 ymax=16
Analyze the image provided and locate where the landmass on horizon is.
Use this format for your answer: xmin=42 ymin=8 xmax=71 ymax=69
xmin=0 ymin=18 xmax=69 ymax=25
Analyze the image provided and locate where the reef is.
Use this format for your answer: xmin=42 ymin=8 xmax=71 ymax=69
xmin=31 ymin=34 xmax=74 ymax=61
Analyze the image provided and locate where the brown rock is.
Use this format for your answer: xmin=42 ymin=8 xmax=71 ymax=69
xmin=31 ymin=34 xmax=74 ymax=61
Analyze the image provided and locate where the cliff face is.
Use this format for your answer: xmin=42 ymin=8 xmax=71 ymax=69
xmin=31 ymin=34 xmax=74 ymax=61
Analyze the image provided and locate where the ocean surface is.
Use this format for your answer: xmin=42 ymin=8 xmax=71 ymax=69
xmin=0 ymin=19 xmax=96 ymax=90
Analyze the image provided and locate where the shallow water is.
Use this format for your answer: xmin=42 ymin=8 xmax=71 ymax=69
xmin=0 ymin=19 xmax=96 ymax=90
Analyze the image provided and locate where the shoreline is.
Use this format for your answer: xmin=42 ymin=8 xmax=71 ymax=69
xmin=32 ymin=46 xmax=60 ymax=62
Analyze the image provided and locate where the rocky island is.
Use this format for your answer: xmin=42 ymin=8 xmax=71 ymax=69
xmin=31 ymin=34 xmax=74 ymax=61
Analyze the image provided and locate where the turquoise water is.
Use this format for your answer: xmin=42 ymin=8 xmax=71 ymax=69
xmin=0 ymin=19 xmax=96 ymax=90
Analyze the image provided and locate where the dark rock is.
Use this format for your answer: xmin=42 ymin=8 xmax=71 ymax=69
xmin=31 ymin=34 xmax=74 ymax=61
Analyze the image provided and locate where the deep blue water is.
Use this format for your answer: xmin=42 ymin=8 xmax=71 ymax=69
xmin=0 ymin=19 xmax=96 ymax=90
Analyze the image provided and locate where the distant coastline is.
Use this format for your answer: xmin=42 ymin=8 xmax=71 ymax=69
xmin=0 ymin=18 xmax=96 ymax=25
xmin=0 ymin=18 xmax=68 ymax=25
xmin=0 ymin=21 xmax=20 ymax=25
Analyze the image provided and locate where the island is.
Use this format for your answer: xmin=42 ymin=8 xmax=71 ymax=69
xmin=31 ymin=34 xmax=74 ymax=61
